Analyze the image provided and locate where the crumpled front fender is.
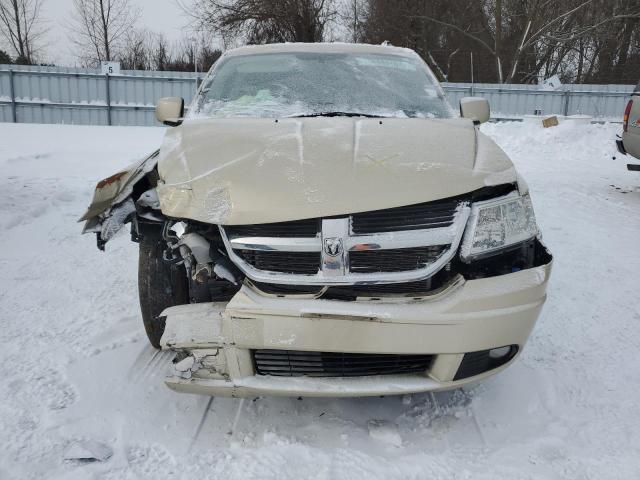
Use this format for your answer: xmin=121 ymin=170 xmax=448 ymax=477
xmin=79 ymin=150 xmax=159 ymax=249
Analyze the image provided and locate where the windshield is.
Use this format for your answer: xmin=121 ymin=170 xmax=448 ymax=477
xmin=191 ymin=52 xmax=454 ymax=119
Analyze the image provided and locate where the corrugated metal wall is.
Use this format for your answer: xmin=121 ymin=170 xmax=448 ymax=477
xmin=445 ymin=82 xmax=633 ymax=120
xmin=0 ymin=65 xmax=202 ymax=126
xmin=0 ymin=64 xmax=633 ymax=126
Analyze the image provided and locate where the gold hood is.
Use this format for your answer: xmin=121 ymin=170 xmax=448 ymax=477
xmin=156 ymin=117 xmax=516 ymax=225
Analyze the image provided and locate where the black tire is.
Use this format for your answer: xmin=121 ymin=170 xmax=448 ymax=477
xmin=138 ymin=235 xmax=189 ymax=348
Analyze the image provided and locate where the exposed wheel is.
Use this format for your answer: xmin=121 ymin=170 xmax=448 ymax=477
xmin=138 ymin=234 xmax=189 ymax=348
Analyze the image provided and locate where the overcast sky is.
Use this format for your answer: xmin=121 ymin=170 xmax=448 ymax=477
xmin=40 ymin=0 xmax=189 ymax=66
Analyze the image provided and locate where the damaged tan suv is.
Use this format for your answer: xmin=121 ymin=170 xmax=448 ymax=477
xmin=80 ymin=43 xmax=552 ymax=397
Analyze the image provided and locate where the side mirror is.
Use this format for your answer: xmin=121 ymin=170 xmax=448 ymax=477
xmin=460 ymin=97 xmax=490 ymax=124
xmin=156 ymin=97 xmax=184 ymax=126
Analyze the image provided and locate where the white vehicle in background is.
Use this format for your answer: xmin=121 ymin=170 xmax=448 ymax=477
xmin=80 ymin=43 xmax=552 ymax=398
xmin=617 ymin=80 xmax=640 ymax=170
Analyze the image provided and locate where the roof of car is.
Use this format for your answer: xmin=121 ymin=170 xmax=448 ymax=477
xmin=223 ymin=42 xmax=418 ymax=59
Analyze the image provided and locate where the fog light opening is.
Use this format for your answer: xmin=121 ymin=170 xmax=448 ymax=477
xmin=489 ymin=345 xmax=513 ymax=360
xmin=454 ymin=345 xmax=519 ymax=381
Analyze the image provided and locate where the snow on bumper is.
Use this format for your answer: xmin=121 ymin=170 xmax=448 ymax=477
xmin=160 ymin=262 xmax=552 ymax=397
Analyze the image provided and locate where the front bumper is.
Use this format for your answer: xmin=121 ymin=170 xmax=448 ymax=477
xmin=161 ymin=260 xmax=552 ymax=397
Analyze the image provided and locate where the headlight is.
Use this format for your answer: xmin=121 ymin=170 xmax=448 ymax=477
xmin=460 ymin=192 xmax=538 ymax=261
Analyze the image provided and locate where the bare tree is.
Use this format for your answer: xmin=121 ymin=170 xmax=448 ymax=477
xmin=116 ymin=30 xmax=222 ymax=72
xmin=341 ymin=0 xmax=367 ymax=43
xmin=0 ymin=0 xmax=47 ymax=64
xmin=67 ymin=0 xmax=141 ymax=66
xmin=119 ymin=28 xmax=150 ymax=70
xmin=359 ymin=0 xmax=476 ymax=81
xmin=176 ymin=31 xmax=222 ymax=71
xmin=179 ymin=0 xmax=337 ymax=44
xmin=150 ymin=33 xmax=170 ymax=70
xmin=358 ymin=0 xmax=640 ymax=84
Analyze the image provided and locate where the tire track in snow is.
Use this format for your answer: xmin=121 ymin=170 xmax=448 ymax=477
xmin=190 ymin=397 xmax=215 ymax=448
xmin=128 ymin=346 xmax=173 ymax=382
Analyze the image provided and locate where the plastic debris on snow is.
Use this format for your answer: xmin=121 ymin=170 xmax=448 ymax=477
xmin=63 ymin=440 xmax=113 ymax=462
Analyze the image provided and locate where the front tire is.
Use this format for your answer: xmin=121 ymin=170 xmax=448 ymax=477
xmin=138 ymin=235 xmax=189 ymax=348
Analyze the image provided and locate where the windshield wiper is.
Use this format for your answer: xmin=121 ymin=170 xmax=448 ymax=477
xmin=290 ymin=111 xmax=386 ymax=118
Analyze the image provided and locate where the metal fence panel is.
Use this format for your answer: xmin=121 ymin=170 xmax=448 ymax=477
xmin=0 ymin=104 xmax=12 ymax=122
xmin=0 ymin=64 xmax=634 ymax=126
xmin=0 ymin=65 xmax=203 ymax=126
xmin=442 ymin=82 xmax=633 ymax=120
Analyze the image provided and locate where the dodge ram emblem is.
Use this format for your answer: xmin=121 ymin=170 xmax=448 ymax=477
xmin=323 ymin=237 xmax=343 ymax=257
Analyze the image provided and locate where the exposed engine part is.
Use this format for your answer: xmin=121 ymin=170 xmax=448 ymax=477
xmin=145 ymin=221 xmax=242 ymax=304
xmin=179 ymin=233 xmax=212 ymax=265
xmin=178 ymin=233 xmax=214 ymax=283
xmin=160 ymin=220 xmax=190 ymax=263
xmin=212 ymin=257 xmax=240 ymax=285
xmin=175 ymin=231 xmax=241 ymax=285
xmin=163 ymin=220 xmax=180 ymax=242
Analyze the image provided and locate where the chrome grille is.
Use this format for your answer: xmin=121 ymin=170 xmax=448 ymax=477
xmin=226 ymin=218 xmax=320 ymax=238
xmin=349 ymin=246 xmax=448 ymax=273
xmin=351 ymin=198 xmax=460 ymax=233
xmin=253 ymin=350 xmax=435 ymax=377
xmin=220 ymin=199 xmax=470 ymax=286
xmin=238 ymin=250 xmax=320 ymax=275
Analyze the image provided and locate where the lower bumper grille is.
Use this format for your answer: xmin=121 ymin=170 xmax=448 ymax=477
xmin=253 ymin=350 xmax=434 ymax=377
xmin=250 ymin=269 xmax=455 ymax=298
xmin=324 ymin=279 xmax=436 ymax=297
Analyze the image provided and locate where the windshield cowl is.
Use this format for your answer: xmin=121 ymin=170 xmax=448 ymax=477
xmin=288 ymin=111 xmax=386 ymax=118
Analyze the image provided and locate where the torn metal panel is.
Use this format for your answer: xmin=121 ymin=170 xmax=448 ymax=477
xmin=79 ymin=150 xmax=160 ymax=247
xmin=159 ymin=302 xmax=227 ymax=349
xmin=160 ymin=303 xmax=230 ymax=381
xmin=79 ymin=150 xmax=159 ymax=223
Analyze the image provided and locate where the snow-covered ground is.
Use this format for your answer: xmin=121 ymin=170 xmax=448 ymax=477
xmin=0 ymin=121 xmax=639 ymax=479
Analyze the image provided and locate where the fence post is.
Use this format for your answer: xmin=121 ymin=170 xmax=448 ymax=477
xmin=105 ymin=73 xmax=112 ymax=126
xmin=563 ymin=90 xmax=570 ymax=116
xmin=8 ymin=69 xmax=17 ymax=123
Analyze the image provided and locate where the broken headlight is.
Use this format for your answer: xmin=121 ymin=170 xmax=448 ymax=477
xmin=460 ymin=192 xmax=538 ymax=261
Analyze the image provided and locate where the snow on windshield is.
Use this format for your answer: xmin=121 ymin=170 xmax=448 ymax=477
xmin=191 ymin=52 xmax=454 ymax=119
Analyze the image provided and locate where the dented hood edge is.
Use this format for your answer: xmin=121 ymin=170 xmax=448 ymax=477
xmin=155 ymin=118 xmax=517 ymax=225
